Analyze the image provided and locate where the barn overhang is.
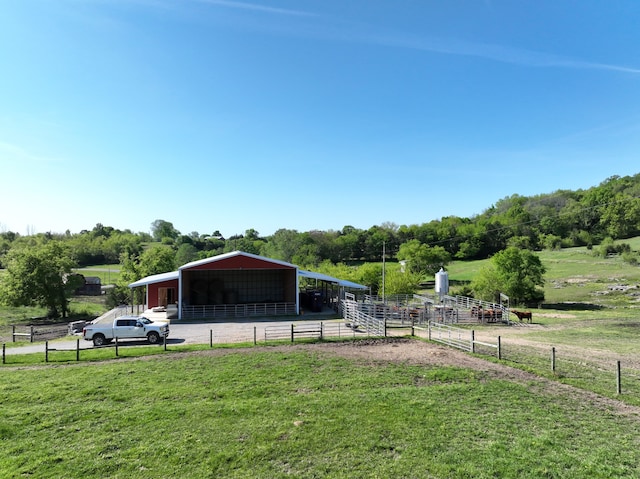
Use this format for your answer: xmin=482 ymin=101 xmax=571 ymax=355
xmin=128 ymin=271 xmax=179 ymax=311
xmin=298 ymin=270 xmax=368 ymax=290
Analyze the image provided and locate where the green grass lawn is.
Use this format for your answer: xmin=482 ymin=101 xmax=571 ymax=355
xmin=2 ymin=346 xmax=640 ymax=479
xmin=3 ymin=241 xmax=640 ymax=477
xmin=0 ymin=298 xmax=107 ymax=328
xmin=73 ymin=264 xmax=121 ymax=285
xmin=444 ymin=241 xmax=640 ymax=309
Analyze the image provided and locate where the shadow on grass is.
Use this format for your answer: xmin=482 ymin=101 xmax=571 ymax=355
xmin=541 ymin=302 xmax=605 ymax=311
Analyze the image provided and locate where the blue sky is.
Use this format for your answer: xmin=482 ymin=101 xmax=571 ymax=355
xmin=1 ymin=0 xmax=639 ymax=238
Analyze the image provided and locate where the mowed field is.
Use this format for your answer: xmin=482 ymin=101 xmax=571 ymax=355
xmin=3 ymin=339 xmax=640 ymax=479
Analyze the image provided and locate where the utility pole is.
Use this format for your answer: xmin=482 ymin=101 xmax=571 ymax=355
xmin=382 ymin=240 xmax=386 ymax=303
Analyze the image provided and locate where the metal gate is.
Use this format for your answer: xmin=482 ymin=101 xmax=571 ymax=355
xmin=340 ymin=299 xmax=385 ymax=336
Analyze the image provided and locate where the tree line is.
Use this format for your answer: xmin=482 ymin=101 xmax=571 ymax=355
xmin=1 ymin=173 xmax=639 ymax=317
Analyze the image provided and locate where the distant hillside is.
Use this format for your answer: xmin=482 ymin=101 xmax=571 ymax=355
xmin=1 ymin=173 xmax=639 ymax=267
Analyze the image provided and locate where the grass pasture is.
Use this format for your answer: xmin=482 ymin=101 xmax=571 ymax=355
xmin=3 ymin=343 xmax=640 ymax=479
xmin=73 ymin=264 xmax=121 ymax=286
xmin=445 ymin=242 xmax=640 ymax=309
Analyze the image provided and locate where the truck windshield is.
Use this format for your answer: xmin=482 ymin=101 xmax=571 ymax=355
xmin=139 ymin=317 xmax=153 ymax=324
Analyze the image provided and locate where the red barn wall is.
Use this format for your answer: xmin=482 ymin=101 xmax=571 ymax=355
xmin=147 ymin=279 xmax=178 ymax=308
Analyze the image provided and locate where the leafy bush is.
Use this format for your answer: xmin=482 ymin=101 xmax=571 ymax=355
xmin=594 ymin=238 xmax=632 ymax=258
xmin=622 ymin=251 xmax=639 ymax=266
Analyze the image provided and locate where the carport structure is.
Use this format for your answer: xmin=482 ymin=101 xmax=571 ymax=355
xmin=298 ymin=269 xmax=369 ymax=312
xmin=128 ymin=251 xmax=367 ymax=320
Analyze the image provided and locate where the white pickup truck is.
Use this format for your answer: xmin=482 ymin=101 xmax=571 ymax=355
xmin=83 ymin=315 xmax=169 ymax=346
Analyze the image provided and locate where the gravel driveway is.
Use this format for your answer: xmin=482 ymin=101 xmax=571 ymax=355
xmin=3 ymin=316 xmax=348 ymax=355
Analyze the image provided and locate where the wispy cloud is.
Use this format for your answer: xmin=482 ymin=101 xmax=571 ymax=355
xmin=0 ymin=141 xmax=62 ymax=164
xmin=361 ymin=31 xmax=640 ymax=74
xmin=193 ymin=0 xmax=315 ymax=17
xmin=65 ymin=0 xmax=316 ymax=18
xmin=66 ymin=0 xmax=639 ymax=74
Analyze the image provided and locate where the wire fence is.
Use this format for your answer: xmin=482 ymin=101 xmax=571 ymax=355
xmin=3 ymin=317 xmax=640 ymax=403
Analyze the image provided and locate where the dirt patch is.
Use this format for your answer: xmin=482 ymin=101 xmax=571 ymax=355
xmin=534 ymin=313 xmax=576 ymax=319
xmin=8 ymin=335 xmax=640 ymax=420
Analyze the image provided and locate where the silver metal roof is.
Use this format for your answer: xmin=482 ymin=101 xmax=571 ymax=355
xmin=128 ymin=270 xmax=179 ymax=288
xmin=179 ymin=250 xmax=297 ymax=271
xmin=127 ymin=251 xmax=367 ymax=290
xmin=299 ymin=270 xmax=368 ymax=290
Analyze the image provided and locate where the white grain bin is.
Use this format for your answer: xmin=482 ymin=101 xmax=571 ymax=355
xmin=435 ymin=267 xmax=449 ymax=298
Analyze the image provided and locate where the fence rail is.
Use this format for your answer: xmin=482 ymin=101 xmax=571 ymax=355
xmin=1 ymin=319 xmax=638 ymax=398
xmin=425 ymin=322 xmax=473 ymax=352
xmin=1 ymin=325 xmax=69 ymax=344
xmin=182 ymin=302 xmax=296 ymax=319
xmin=341 ymin=299 xmax=385 ymax=336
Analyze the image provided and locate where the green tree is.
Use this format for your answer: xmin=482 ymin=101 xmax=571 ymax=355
xmin=260 ymin=229 xmax=303 ymax=263
xmin=396 ymin=240 xmax=451 ymax=276
xmin=175 ymin=243 xmax=198 ymax=266
xmin=472 ymin=247 xmax=546 ymax=305
xmin=151 ymin=219 xmax=180 ymax=243
xmin=137 ymin=245 xmax=176 ymax=277
xmin=0 ymin=241 xmax=81 ymax=318
xmin=109 ymin=245 xmax=176 ymax=307
xmin=224 ymin=230 xmax=264 ymax=255
xmin=355 ymin=263 xmax=383 ymax=295
xmin=383 ymin=268 xmax=421 ymax=296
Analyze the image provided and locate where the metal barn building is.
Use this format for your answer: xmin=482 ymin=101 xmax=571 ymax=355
xmin=128 ymin=251 xmax=366 ymax=320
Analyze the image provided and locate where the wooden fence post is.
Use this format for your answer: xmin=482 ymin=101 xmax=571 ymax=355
xmin=471 ymin=330 xmax=475 ymax=353
xmin=291 ymin=324 xmax=294 ymax=343
xmin=76 ymin=339 xmax=80 ymax=361
xmin=616 ymin=360 xmax=622 ymax=395
xmin=320 ymin=322 xmax=324 ymax=340
xmin=210 ymin=330 xmax=213 ymax=348
xmin=115 ymin=337 xmax=119 ymax=357
xmin=254 ymin=326 xmax=257 ymax=345
xmin=497 ymin=336 xmax=501 ymax=360
xmin=428 ymin=321 xmax=431 ymax=341
xmin=45 ymin=341 xmax=49 ymax=363
xmin=163 ymin=333 xmax=167 ymax=351
xmin=551 ymin=347 xmax=556 ymax=373
xmin=12 ymin=325 xmax=15 ymax=343
xmin=2 ymin=343 xmax=5 ymax=364
xmin=30 ymin=326 xmax=34 ymax=343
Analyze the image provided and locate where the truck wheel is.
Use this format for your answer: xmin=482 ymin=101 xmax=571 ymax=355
xmin=93 ymin=334 xmax=106 ymax=347
xmin=147 ymin=331 xmax=160 ymax=344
